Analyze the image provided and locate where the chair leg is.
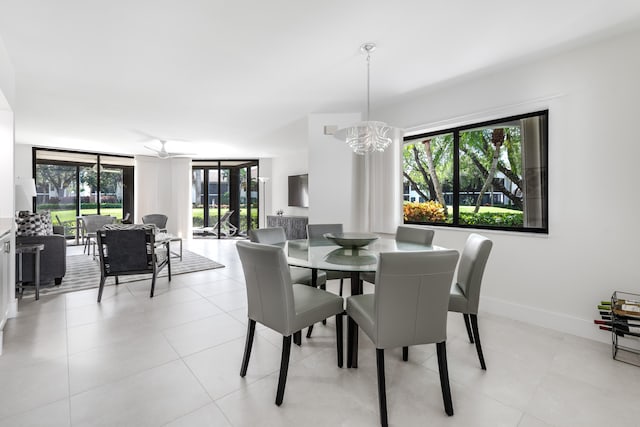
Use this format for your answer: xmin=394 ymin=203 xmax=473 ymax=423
xmin=167 ymin=243 xmax=172 ymax=281
xmin=275 ymin=335 xmax=292 ymax=406
xmin=336 ymin=314 xmax=343 ymax=368
xmin=150 ymin=271 xmax=157 ymax=298
xmin=463 ymin=314 xmax=474 ymax=343
xmin=436 ymin=342 xmax=454 ymax=416
xmin=347 ymin=317 xmax=359 ymax=368
xmin=470 ymin=314 xmax=486 ymax=370
xmin=320 ymin=279 xmax=327 ymax=326
xmin=240 ymin=320 xmax=256 ymax=377
xmin=339 ymin=278 xmax=344 ymax=296
xmin=293 ymin=330 xmax=301 ymax=346
xmin=376 ymin=349 xmax=389 ymax=427
xmin=306 ymin=325 xmax=314 ymax=338
xmin=402 ymin=346 xmax=409 ymax=361
xmin=97 ymin=276 xmax=106 ymax=302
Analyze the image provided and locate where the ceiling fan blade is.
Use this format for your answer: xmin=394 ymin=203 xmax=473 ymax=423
xmin=166 ymin=151 xmax=196 ymax=157
xmin=144 ymin=144 xmax=161 ymax=154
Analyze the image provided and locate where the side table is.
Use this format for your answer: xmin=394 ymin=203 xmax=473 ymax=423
xmin=156 ymin=233 xmax=182 ymax=261
xmin=16 ymin=243 xmax=45 ymax=300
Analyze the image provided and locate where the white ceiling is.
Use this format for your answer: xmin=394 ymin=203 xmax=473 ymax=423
xmin=1 ymin=1 xmax=640 ymax=159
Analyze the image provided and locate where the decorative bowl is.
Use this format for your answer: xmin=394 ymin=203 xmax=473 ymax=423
xmin=323 ymin=232 xmax=378 ymax=249
xmin=325 ymin=248 xmax=377 ymax=266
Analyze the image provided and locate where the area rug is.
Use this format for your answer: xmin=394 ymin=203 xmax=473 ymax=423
xmin=23 ymin=250 xmax=225 ymax=297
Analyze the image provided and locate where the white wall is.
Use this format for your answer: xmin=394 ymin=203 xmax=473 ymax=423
xmin=369 ymin=28 xmax=640 ymax=341
xmin=14 ymin=144 xmax=31 ymax=178
xmin=0 ymin=34 xmax=16 ymax=327
xmin=0 ymin=37 xmax=15 ymax=109
xmin=307 ymin=113 xmax=360 ymax=230
xmin=0 ymin=112 xmax=15 ymax=218
xmin=0 ymin=35 xmax=15 ymax=218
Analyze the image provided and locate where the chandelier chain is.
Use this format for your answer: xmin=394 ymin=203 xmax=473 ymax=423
xmin=366 ymin=49 xmax=371 ymax=121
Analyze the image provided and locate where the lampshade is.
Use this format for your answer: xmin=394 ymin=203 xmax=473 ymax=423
xmin=17 ymin=177 xmax=37 ymax=197
xmin=335 ymin=43 xmax=403 ymax=155
xmin=15 ymin=177 xmax=37 ymax=212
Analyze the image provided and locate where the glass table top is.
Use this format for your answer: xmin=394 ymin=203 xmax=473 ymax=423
xmin=285 ymin=237 xmax=447 ymax=273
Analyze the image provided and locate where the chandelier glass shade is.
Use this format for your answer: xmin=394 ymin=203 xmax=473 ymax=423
xmin=335 ymin=43 xmax=402 ymax=155
xmin=335 ymin=121 xmax=401 ymax=155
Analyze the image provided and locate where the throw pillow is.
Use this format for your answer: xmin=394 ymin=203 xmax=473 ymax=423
xmin=15 ymin=211 xmax=54 ymax=236
xmin=15 ymin=212 xmax=46 ymax=237
xmin=38 ymin=210 xmax=54 ymax=235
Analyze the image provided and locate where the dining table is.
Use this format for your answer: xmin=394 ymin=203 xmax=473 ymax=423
xmin=285 ymin=234 xmax=449 ymax=368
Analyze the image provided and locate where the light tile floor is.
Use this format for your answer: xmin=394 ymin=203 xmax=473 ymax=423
xmin=1 ymin=239 xmax=639 ymax=426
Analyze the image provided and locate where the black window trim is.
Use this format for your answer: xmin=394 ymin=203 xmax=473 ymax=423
xmin=32 ymin=147 xmax=135 ymax=217
xmin=403 ymin=109 xmax=549 ymax=234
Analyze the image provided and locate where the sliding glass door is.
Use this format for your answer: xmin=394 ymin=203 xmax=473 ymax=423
xmin=192 ymin=160 xmax=258 ymax=238
xmin=34 ymin=149 xmax=134 ymax=241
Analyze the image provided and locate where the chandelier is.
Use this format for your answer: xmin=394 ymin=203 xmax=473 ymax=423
xmin=334 ymin=43 xmax=402 ymax=155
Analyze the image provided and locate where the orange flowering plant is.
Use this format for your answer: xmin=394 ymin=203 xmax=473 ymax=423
xmin=403 ymin=201 xmax=446 ymax=222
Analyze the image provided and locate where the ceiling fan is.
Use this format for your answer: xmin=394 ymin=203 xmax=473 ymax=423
xmin=144 ymin=140 xmax=194 ymax=159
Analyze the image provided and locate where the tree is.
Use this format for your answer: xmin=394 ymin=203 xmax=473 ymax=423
xmin=422 ymin=139 xmax=448 ymax=216
xmin=459 ymin=127 xmax=523 ymax=210
xmin=36 ymin=164 xmax=76 ymax=202
xmin=402 ymin=135 xmax=453 ymax=218
xmin=473 ymin=128 xmax=504 ymax=213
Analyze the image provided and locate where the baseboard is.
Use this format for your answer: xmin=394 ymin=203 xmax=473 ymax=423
xmin=480 ymin=296 xmax=609 ymax=344
xmin=7 ymin=300 xmax=17 ymax=318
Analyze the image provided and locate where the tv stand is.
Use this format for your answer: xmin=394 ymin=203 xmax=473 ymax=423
xmin=266 ymin=215 xmax=308 ymax=239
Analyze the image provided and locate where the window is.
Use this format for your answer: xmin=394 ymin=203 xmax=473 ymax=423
xmin=403 ymin=110 xmax=548 ymax=233
xmin=34 ymin=148 xmax=134 ymax=239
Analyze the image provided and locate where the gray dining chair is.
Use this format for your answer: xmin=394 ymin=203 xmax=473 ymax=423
xmin=449 ymin=233 xmax=493 ymax=370
xmin=236 ymin=241 xmax=344 ymax=406
xmin=141 ymin=213 xmax=168 ymax=233
xmin=346 ymin=249 xmax=459 ymax=427
xmin=82 ymin=214 xmax=116 ymax=259
xmin=306 ymin=223 xmax=351 ymax=297
xmin=249 ymin=227 xmax=327 ymax=289
xmin=361 ymin=225 xmax=435 ymax=285
xmin=249 ymin=227 xmax=329 ymax=344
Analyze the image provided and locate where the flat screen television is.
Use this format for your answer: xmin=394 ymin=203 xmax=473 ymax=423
xmin=288 ymin=174 xmax=309 ymax=207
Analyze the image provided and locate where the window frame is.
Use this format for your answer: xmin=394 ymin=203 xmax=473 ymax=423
xmin=32 ymin=147 xmax=135 ymax=220
xmin=403 ymin=110 xmax=549 ymax=234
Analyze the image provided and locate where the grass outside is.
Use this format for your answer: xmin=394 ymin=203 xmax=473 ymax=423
xmin=192 ymin=207 xmax=257 ymax=229
xmin=52 ymin=208 xmax=122 ymax=224
xmin=51 ymin=208 xmax=257 ymax=229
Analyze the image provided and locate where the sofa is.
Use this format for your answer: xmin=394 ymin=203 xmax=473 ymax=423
xmin=15 ymin=211 xmax=67 ymax=286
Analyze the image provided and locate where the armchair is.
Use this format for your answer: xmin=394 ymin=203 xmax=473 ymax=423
xmin=96 ymin=227 xmax=171 ymax=302
xmin=141 ymin=214 xmax=168 ymax=233
xmin=15 ymin=233 xmax=66 ymax=286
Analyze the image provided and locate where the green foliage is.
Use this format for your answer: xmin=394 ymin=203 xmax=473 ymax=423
xmin=39 ymin=203 xmax=122 ymax=210
xmin=458 ymin=211 xmax=523 ymax=227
